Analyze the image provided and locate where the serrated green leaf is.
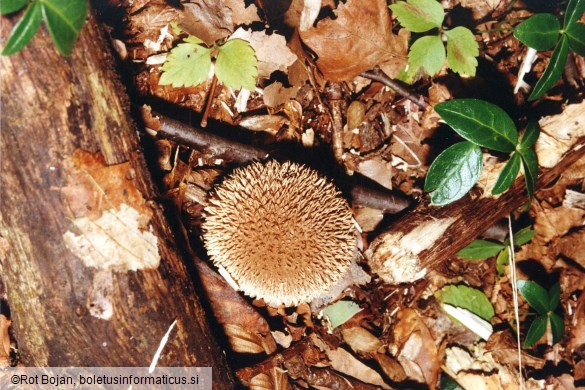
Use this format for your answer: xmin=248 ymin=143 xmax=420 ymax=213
xmin=566 ymin=22 xmax=585 ymax=56
xmin=564 ymin=0 xmax=585 ymax=28
xmin=425 ymin=141 xmax=483 ymax=206
xmin=514 ymin=14 xmax=560 ymax=51
xmin=519 ymin=120 xmax=540 ymax=150
xmin=40 ymin=0 xmax=87 ymax=56
xmin=389 ymin=0 xmax=444 ymax=33
xmin=407 ymin=35 xmax=445 ymax=76
xmin=519 ymin=148 xmax=538 ymax=198
xmin=440 ymin=284 xmax=495 ymax=320
xmin=524 ymin=315 xmax=547 ymax=347
xmin=457 ymin=240 xmax=505 ymax=260
xmin=528 ymin=35 xmax=569 ymax=101
xmin=549 ymin=313 xmax=564 ymax=344
xmin=159 ymin=39 xmax=212 ymax=88
xmin=0 ymin=0 xmax=28 ymax=15
xmin=517 ymin=280 xmax=549 ymax=315
xmin=322 ymin=300 xmax=362 ymax=329
xmin=548 ymin=283 xmax=560 ymax=310
xmin=215 ymin=38 xmax=257 ymax=91
xmin=512 ymin=226 xmax=536 ymax=246
xmin=445 ymin=27 xmax=479 ymax=76
xmin=1 ymin=1 xmax=41 ymax=55
xmin=496 ymin=247 xmax=509 ymax=275
xmin=493 ymin=152 xmax=521 ymax=195
xmin=435 ymin=99 xmax=518 ymax=152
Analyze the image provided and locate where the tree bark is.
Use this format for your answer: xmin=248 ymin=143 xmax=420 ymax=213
xmin=0 ymin=10 xmax=235 ymax=388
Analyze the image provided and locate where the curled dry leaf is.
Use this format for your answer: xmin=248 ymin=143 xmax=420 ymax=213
xmin=250 ymin=367 xmax=292 ymax=390
xmin=391 ymin=308 xmax=441 ymax=388
xmin=300 ymin=0 xmax=408 ymax=81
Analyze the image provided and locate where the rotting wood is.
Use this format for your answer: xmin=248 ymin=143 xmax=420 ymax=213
xmin=0 ymin=10 xmax=235 ymax=387
xmin=366 ymin=101 xmax=585 ymax=283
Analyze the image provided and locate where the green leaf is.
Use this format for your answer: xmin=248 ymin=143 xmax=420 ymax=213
xmin=548 ymin=283 xmax=560 ymax=310
xmin=518 ymin=120 xmax=540 ymax=150
xmin=321 ymin=300 xmax=362 ymax=329
xmin=40 ymin=0 xmax=87 ymax=56
xmin=549 ymin=313 xmax=564 ymax=344
xmin=496 ymin=247 xmax=509 ymax=275
xmin=493 ymin=152 xmax=521 ymax=195
xmin=435 ymin=99 xmax=518 ymax=152
xmin=215 ymin=38 xmax=258 ymax=91
xmin=524 ymin=315 xmax=547 ymax=347
xmin=517 ymin=280 xmax=549 ymax=315
xmin=514 ymin=14 xmax=560 ymax=51
xmin=564 ymin=0 xmax=585 ymax=28
xmin=439 ymin=284 xmax=495 ymax=321
xmin=512 ymin=226 xmax=536 ymax=246
xmin=528 ymin=35 xmax=569 ymax=101
xmin=0 ymin=0 xmax=28 ymax=14
xmin=440 ymin=375 xmax=463 ymax=390
xmin=425 ymin=141 xmax=483 ymax=206
xmin=519 ymin=148 xmax=538 ymax=198
xmin=565 ymin=22 xmax=585 ymax=56
xmin=1 ymin=1 xmax=41 ymax=55
xmin=445 ymin=27 xmax=479 ymax=76
xmin=159 ymin=37 xmax=212 ymax=88
xmin=389 ymin=0 xmax=444 ymax=33
xmin=457 ymin=240 xmax=505 ymax=260
xmin=407 ymin=35 xmax=445 ymax=76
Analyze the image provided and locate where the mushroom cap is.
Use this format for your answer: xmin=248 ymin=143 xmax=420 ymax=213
xmin=202 ymin=160 xmax=357 ymax=306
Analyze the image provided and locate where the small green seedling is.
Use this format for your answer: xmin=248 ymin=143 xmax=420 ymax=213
xmin=514 ymin=0 xmax=585 ymax=100
xmin=159 ymin=34 xmax=258 ymax=91
xmin=457 ymin=226 xmax=536 ymax=275
xmin=517 ymin=280 xmax=564 ymax=347
xmin=1 ymin=0 xmax=87 ymax=56
xmin=389 ymin=0 xmax=479 ymax=81
xmin=425 ymin=99 xmax=540 ymax=205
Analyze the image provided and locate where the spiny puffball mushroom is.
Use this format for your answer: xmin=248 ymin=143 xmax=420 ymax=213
xmin=202 ymin=160 xmax=357 ymax=307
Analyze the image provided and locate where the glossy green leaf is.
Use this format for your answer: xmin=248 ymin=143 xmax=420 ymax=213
xmin=1 ymin=1 xmax=41 ymax=55
xmin=528 ymin=35 xmax=569 ymax=101
xmin=159 ymin=37 xmax=212 ymax=88
xmin=549 ymin=313 xmax=564 ymax=344
xmin=514 ymin=14 xmax=560 ymax=51
xmin=435 ymin=99 xmax=518 ymax=152
xmin=40 ymin=0 xmax=87 ymax=56
xmin=425 ymin=141 xmax=483 ymax=206
xmin=322 ymin=300 xmax=362 ymax=329
xmin=564 ymin=0 xmax=585 ymax=28
xmin=389 ymin=0 xmax=444 ymax=33
xmin=496 ymin=247 xmax=509 ymax=275
xmin=408 ymin=35 xmax=445 ymax=76
xmin=493 ymin=152 xmax=521 ymax=195
xmin=519 ymin=148 xmax=538 ymax=198
xmin=565 ymin=22 xmax=585 ymax=56
xmin=215 ymin=38 xmax=258 ymax=91
xmin=445 ymin=27 xmax=479 ymax=76
xmin=517 ymin=280 xmax=549 ymax=315
xmin=512 ymin=226 xmax=536 ymax=246
xmin=518 ymin=120 xmax=540 ymax=150
xmin=0 ymin=0 xmax=28 ymax=14
xmin=548 ymin=283 xmax=560 ymax=310
xmin=439 ymin=284 xmax=495 ymax=321
xmin=457 ymin=240 xmax=505 ymax=260
xmin=524 ymin=315 xmax=547 ymax=347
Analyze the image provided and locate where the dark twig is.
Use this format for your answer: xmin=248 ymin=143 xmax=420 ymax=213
xmin=201 ymin=74 xmax=218 ymax=128
xmin=142 ymin=106 xmax=411 ymax=213
xmin=361 ymin=69 xmax=428 ymax=108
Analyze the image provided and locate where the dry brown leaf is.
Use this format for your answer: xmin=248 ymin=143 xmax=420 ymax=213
xmin=533 ymin=206 xmax=585 ymax=243
xmin=392 ymin=308 xmax=440 ymax=388
xmin=341 ymin=327 xmax=383 ymax=354
xmin=356 ymin=156 xmax=393 ymax=190
xmin=300 ymin=0 xmax=407 ymax=81
xmin=353 ymin=207 xmax=384 ymax=232
xmin=374 ymin=352 xmax=407 ymax=383
xmin=556 ymin=229 xmax=585 ymax=266
xmin=194 ymin=259 xmax=277 ymax=354
xmin=231 ymin=29 xmax=298 ymax=78
xmin=250 ymin=367 xmax=292 ymax=390
xmin=0 ymin=314 xmax=11 ymax=368
xmin=263 ymin=82 xmax=300 ymax=108
xmin=325 ymin=347 xmax=391 ymax=388
xmin=569 ymin=291 xmax=585 ymax=356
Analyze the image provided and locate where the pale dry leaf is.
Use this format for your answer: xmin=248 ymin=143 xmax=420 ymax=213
xmin=300 ymin=0 xmax=322 ymax=31
xmin=325 ymin=346 xmax=391 ymax=388
xmin=341 ymin=327 xmax=383 ymax=354
xmin=224 ymin=323 xmax=267 ymax=354
xmin=353 ymin=206 xmax=384 ymax=232
xmin=0 ymin=314 xmax=11 ymax=368
xmin=250 ymin=367 xmax=292 ymax=390
xmin=263 ymin=82 xmax=300 ymax=108
xmin=357 ymin=156 xmax=393 ymax=190
xmin=557 ymin=229 xmax=585 ymax=266
xmin=533 ymin=206 xmax=585 ymax=243
xmin=300 ymin=0 xmax=408 ymax=81
xmin=231 ymin=29 xmax=298 ymax=78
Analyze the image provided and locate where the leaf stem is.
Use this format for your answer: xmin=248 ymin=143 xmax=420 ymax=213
xmin=361 ymin=69 xmax=427 ymax=108
xmin=201 ymin=74 xmax=218 ymax=128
